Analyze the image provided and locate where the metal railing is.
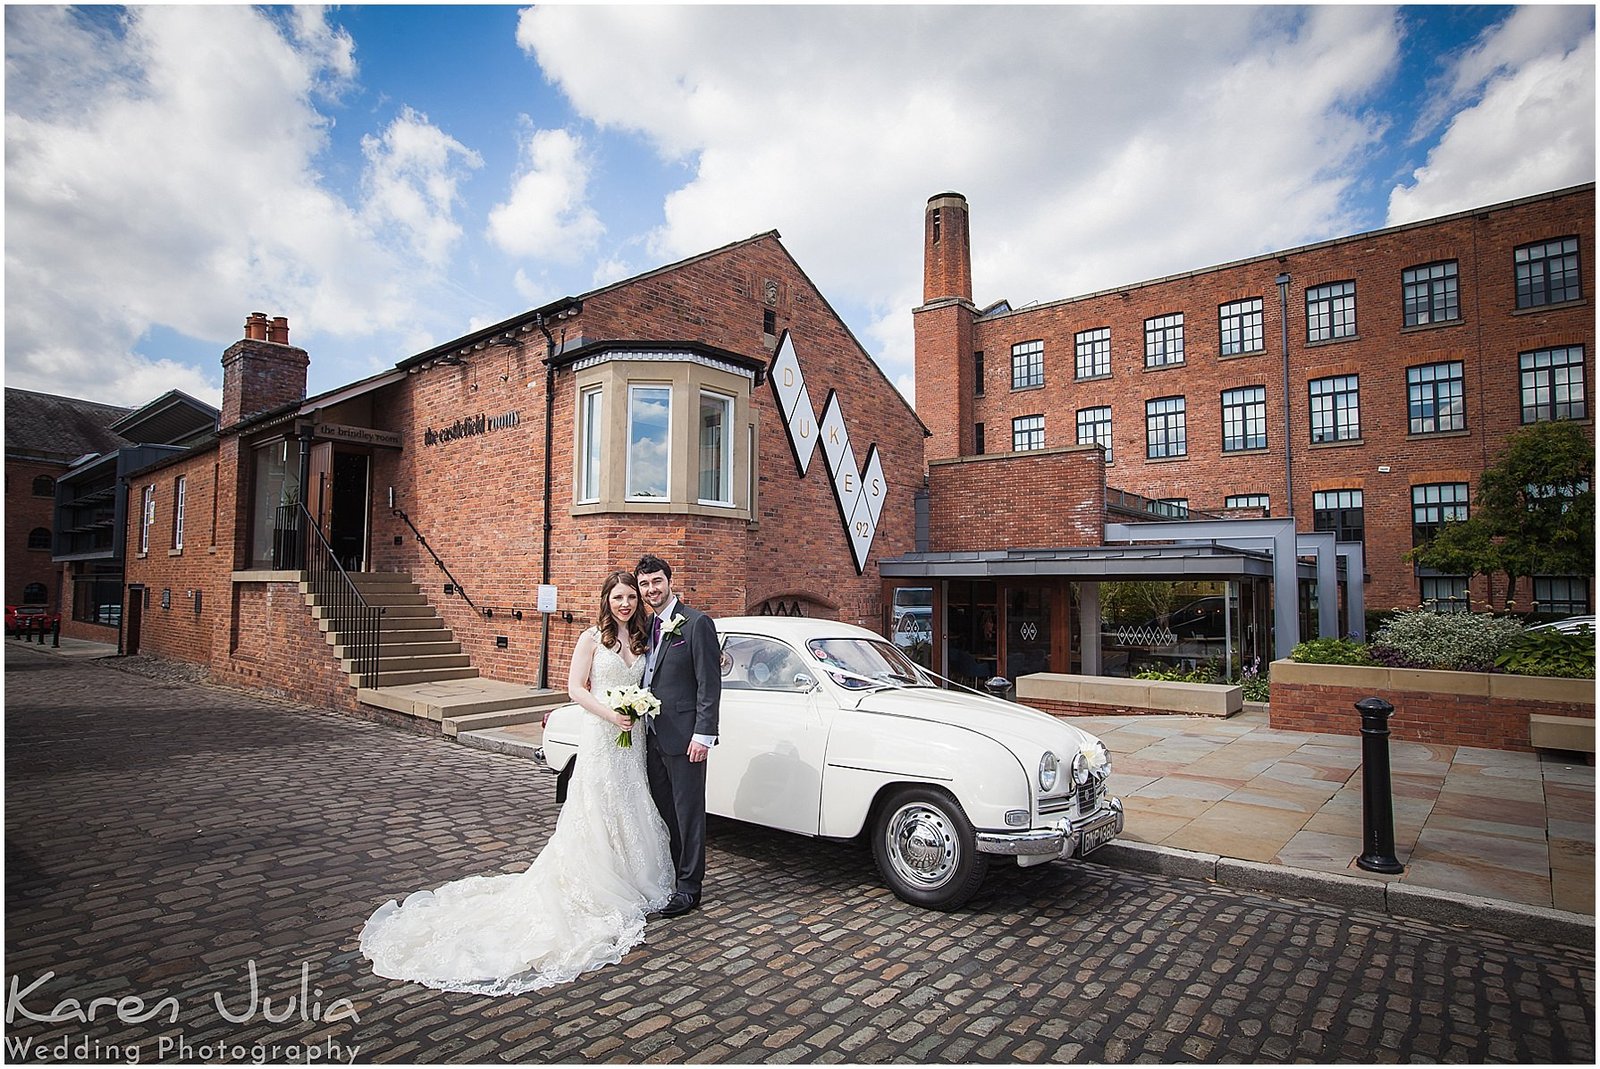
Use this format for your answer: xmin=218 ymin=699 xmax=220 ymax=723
xmin=391 ymin=508 xmax=478 ymax=612
xmin=273 ymin=503 xmax=385 ymax=687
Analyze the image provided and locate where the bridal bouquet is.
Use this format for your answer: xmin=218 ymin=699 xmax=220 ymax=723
xmin=604 ymin=685 xmax=661 ymax=748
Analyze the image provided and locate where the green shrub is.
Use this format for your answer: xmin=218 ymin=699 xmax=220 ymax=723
xmin=1134 ymin=657 xmax=1271 ymax=701
xmin=1289 ymin=638 xmax=1375 ymax=666
xmin=1494 ymin=628 xmax=1596 ymax=679
xmin=1368 ymin=610 xmax=1525 ymax=672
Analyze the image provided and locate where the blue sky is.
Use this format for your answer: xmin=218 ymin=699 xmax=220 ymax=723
xmin=5 ymin=5 xmax=1594 ymax=409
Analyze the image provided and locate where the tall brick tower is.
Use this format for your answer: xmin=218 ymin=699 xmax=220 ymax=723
xmin=914 ymin=193 xmax=978 ymax=464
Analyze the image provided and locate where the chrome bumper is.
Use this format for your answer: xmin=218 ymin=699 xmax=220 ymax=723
xmin=531 ymin=747 xmax=554 ymax=773
xmin=975 ymin=797 xmax=1124 ymax=862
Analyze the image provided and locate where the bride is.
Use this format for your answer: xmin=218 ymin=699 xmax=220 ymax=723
xmin=358 ymin=570 xmax=675 ymax=995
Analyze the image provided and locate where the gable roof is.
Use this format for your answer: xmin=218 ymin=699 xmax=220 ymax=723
xmin=4 ymin=387 xmax=133 ymax=464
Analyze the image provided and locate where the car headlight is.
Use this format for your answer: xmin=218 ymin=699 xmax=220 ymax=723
xmin=1038 ymin=750 xmax=1059 ymax=792
xmin=1072 ymin=741 xmax=1111 ymax=785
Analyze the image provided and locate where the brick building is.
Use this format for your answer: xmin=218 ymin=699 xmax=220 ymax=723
xmin=121 ymin=233 xmax=928 ymax=714
xmin=4 ymin=389 xmax=132 ymax=618
xmin=900 ymin=185 xmax=1594 ymax=681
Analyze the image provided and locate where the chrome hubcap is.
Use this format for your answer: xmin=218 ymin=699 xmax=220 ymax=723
xmin=886 ymin=803 xmax=958 ymax=888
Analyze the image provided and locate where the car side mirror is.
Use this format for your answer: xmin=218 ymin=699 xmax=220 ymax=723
xmin=793 ymin=673 xmax=816 ymax=690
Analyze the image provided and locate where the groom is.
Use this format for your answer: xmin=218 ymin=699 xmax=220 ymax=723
xmin=636 ymin=554 xmax=720 ymax=917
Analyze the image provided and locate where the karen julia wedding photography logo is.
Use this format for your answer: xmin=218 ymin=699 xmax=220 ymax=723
xmin=6 ymin=960 xmax=360 ymax=1064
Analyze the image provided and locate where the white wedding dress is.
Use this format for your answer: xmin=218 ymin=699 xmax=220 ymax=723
xmin=359 ymin=634 xmax=675 ymax=995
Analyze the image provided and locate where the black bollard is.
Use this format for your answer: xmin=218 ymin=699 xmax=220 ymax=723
xmin=51 ymin=618 xmax=61 ymax=648
xmin=1355 ymin=696 xmax=1404 ymax=873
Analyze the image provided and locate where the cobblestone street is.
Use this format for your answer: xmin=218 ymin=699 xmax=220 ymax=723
xmin=5 ymin=644 xmax=1595 ymax=1063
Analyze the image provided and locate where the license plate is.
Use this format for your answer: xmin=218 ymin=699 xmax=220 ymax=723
xmin=1079 ymin=813 xmax=1118 ymax=855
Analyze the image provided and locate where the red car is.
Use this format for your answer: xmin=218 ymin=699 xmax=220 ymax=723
xmin=6 ymin=605 xmax=60 ymax=636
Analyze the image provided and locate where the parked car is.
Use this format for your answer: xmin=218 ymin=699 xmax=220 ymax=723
xmin=535 ymin=617 xmax=1122 ymax=910
xmin=1530 ymin=615 xmax=1596 ymax=635
xmin=5 ymin=605 xmax=59 ymax=635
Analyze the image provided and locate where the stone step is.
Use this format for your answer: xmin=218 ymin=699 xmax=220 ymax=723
xmin=300 ymin=573 xmax=419 ymax=595
xmin=358 ymin=678 xmax=558 ymax=722
xmin=305 ymin=591 xmax=429 ymax=608
xmin=344 ymin=652 xmax=472 ymax=674
xmin=351 ymin=665 xmax=480 ymax=688
xmin=334 ymin=638 xmax=461 ymax=659
xmin=312 ymin=602 xmax=436 ymax=619
xmin=442 ymin=695 xmax=568 ymax=738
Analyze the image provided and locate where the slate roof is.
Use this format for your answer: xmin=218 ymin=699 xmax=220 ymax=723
xmin=4 ymin=388 xmax=133 ymax=465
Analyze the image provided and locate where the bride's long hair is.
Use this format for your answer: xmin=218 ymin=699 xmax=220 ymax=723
xmin=596 ymin=570 xmax=649 ymax=656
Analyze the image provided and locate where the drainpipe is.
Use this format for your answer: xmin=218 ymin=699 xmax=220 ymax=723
xmin=537 ymin=314 xmax=558 ymax=690
xmin=1276 ymin=272 xmax=1294 ymax=518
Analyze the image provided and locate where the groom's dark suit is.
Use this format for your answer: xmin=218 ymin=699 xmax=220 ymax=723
xmin=643 ymin=600 xmax=721 ymax=901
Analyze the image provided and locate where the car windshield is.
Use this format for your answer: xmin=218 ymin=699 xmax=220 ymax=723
xmin=806 ymin=638 xmax=928 ymax=689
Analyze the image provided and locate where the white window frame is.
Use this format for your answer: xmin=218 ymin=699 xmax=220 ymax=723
xmin=625 ymin=384 xmax=672 ymax=501
xmin=140 ymin=485 xmax=155 ymax=554
xmin=173 ymin=475 xmax=187 ymax=550
xmin=578 ymin=386 xmax=603 ymax=503
xmin=697 ymin=389 xmax=735 ymax=507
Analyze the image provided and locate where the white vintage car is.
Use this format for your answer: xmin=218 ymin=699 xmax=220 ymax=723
xmin=534 ymin=616 xmax=1122 ymax=910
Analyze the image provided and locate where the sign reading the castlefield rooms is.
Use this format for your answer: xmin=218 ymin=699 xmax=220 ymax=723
xmin=421 ymin=410 xmax=521 ymax=447
xmin=770 ymin=332 xmax=886 ymax=574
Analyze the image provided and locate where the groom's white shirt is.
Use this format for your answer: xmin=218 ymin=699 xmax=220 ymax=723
xmin=649 ymin=595 xmax=717 ymax=748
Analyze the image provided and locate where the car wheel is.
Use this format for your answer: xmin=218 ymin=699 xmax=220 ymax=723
xmin=871 ymin=786 xmax=988 ymax=910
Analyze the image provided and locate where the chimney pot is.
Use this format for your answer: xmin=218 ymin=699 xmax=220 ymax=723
xmin=268 ymin=316 xmax=289 ymax=344
xmin=245 ymin=312 xmax=270 ymax=341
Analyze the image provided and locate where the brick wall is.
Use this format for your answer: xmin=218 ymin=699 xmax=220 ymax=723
xmin=118 ymin=452 xmax=225 ymax=664
xmin=918 ymin=185 xmax=1596 ymax=613
xmin=928 ymin=446 xmax=1106 ymax=552
xmin=6 ymin=458 xmax=64 ymax=610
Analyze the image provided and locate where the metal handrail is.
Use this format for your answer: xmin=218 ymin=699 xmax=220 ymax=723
xmin=273 ymin=503 xmax=385 ymax=687
xmin=391 ymin=508 xmax=479 ymax=612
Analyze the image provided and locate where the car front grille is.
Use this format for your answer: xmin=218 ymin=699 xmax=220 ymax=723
xmin=1077 ymin=778 xmax=1102 ymax=812
xmin=1039 ymin=778 xmax=1104 ymax=818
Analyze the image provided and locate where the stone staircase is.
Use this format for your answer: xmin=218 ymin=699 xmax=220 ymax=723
xmin=303 ymin=571 xmax=565 ymax=738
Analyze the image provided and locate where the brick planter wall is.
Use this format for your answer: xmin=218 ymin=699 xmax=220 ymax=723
xmin=1268 ymin=659 xmax=1595 ymax=752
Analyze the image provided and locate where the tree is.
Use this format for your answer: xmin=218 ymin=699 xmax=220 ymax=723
xmin=1409 ymin=421 xmax=1595 ymax=610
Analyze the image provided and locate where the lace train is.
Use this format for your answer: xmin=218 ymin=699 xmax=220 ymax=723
xmin=359 ymin=636 xmax=674 ymax=995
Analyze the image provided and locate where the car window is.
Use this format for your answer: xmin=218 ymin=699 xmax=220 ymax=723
xmin=806 ymin=638 xmax=925 ymax=689
xmin=720 ymin=635 xmax=815 ymax=693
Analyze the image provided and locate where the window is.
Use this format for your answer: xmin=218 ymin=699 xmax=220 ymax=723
xmin=31 ymin=475 xmax=54 ymax=497
xmin=697 ymin=391 xmax=733 ymax=506
xmin=1403 ymin=261 xmax=1460 ymax=326
xmin=1144 ymin=314 xmax=1184 ymax=368
xmin=1520 ymin=345 xmax=1587 ymax=422
xmin=247 ymin=440 xmax=298 ymax=569
xmin=1406 ymin=362 xmax=1466 ymax=434
xmin=1411 ymin=483 xmax=1468 ymax=547
xmin=1075 ymin=328 xmax=1110 ymax=379
xmin=1076 ymin=406 xmax=1113 ymax=463
xmin=1533 ymin=576 xmax=1592 ymax=616
xmin=1313 ymin=489 xmax=1364 ymax=544
xmin=27 ymin=527 xmax=51 ymax=550
xmin=1220 ymin=385 xmax=1267 ymax=452
xmin=578 ymin=387 xmax=603 ymax=503
xmin=1309 ymin=375 xmax=1360 ymax=443
xmin=1225 ymin=494 xmax=1270 ymax=513
xmin=973 ymin=423 xmax=985 ymax=456
xmin=22 ymin=582 xmax=46 ymax=603
xmin=139 ymin=485 xmax=155 ymax=554
xmin=1219 ymin=298 xmax=1263 ymax=355
xmin=1011 ymin=340 xmax=1044 ymax=389
xmin=973 ymin=350 xmax=985 ymax=396
xmin=173 ymin=475 xmax=186 ymax=550
xmin=1145 ymin=396 xmax=1186 ymax=459
xmin=762 ymin=308 xmax=776 ymax=336
xmin=1306 ymin=280 xmax=1356 ymax=342
xmin=1154 ymin=499 xmax=1189 ymax=518
xmin=1515 ymin=237 xmax=1581 ymax=308
xmin=1011 ymin=414 xmax=1045 ymax=452
xmin=1419 ymin=576 xmax=1469 ymax=613
xmin=626 ymin=385 xmax=671 ymax=500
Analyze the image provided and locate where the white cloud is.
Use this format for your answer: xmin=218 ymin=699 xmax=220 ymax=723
xmin=361 ymin=106 xmax=484 ymax=267
xmin=3 ymin=6 xmax=470 ymax=405
xmin=486 ymin=126 xmax=604 ymax=261
xmin=1389 ymin=11 xmax=1595 ymax=224
xmin=517 ymin=6 xmax=1408 ymax=396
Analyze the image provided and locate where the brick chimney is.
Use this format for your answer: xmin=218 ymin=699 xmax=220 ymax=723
xmin=923 ymin=192 xmax=972 ymax=304
xmin=219 ymin=312 xmax=309 ymax=431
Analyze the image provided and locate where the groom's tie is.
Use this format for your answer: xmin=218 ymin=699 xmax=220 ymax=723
xmin=651 ymin=614 xmax=662 ymax=650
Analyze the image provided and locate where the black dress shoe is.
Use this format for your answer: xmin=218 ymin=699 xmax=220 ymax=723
xmin=659 ymin=892 xmax=698 ymax=917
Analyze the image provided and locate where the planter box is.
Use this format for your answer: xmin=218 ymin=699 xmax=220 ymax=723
xmin=1016 ymin=672 xmax=1241 ymax=718
xmin=1268 ymin=659 xmax=1595 ymax=752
